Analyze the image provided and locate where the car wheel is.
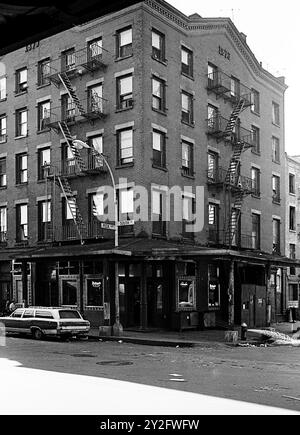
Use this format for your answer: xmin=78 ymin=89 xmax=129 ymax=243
xmin=32 ymin=329 xmax=43 ymax=340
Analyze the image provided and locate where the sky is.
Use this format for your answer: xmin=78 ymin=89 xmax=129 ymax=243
xmin=168 ymin=0 xmax=299 ymax=156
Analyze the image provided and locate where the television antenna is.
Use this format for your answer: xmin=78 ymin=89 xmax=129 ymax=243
xmin=219 ymin=8 xmax=240 ymax=22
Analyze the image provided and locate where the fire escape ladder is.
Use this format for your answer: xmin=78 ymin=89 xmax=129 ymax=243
xmin=224 ymin=99 xmax=245 ymax=137
xmin=58 ymin=121 xmax=86 ymax=172
xmin=58 ymin=73 xmax=86 ymax=117
xmin=57 ymin=175 xmax=86 ymax=244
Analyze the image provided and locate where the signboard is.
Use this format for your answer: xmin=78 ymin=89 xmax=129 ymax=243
xmin=288 ymin=301 xmax=299 ymax=309
xmin=101 ymin=223 xmax=116 ymax=231
xmin=118 ymin=220 xmax=135 ymax=227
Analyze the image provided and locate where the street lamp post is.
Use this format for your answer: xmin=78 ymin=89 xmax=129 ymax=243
xmin=73 ymin=140 xmax=123 ymax=336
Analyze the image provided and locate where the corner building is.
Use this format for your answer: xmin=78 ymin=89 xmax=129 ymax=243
xmin=0 ymin=0 xmax=295 ymax=330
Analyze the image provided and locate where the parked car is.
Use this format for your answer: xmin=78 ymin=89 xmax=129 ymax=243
xmin=0 ymin=307 xmax=90 ymax=340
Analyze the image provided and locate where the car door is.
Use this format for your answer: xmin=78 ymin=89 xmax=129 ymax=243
xmin=22 ymin=309 xmax=35 ymax=334
xmin=4 ymin=309 xmax=25 ymax=332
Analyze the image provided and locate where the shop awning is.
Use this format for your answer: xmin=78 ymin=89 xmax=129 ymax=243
xmin=12 ymin=238 xmax=300 ymax=268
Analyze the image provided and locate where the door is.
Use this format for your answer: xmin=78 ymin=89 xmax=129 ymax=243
xmin=126 ymin=279 xmax=140 ymax=328
xmin=147 ymin=280 xmax=164 ymax=328
xmin=255 ymin=286 xmax=266 ymax=327
xmin=241 ymin=284 xmax=266 ymax=327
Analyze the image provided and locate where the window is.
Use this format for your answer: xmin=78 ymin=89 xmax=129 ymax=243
xmin=207 ymin=63 xmax=218 ymax=88
xmin=0 ymin=206 xmax=7 ymax=241
xmin=272 ymin=219 xmax=280 ymax=254
xmin=38 ymin=147 xmax=51 ymax=180
xmin=88 ymin=135 xmax=104 ymax=170
xmin=0 ymin=115 xmax=6 ymax=143
xmin=251 ymin=88 xmax=260 ymax=114
xmin=117 ymin=74 xmax=133 ymax=110
xmin=0 ymin=76 xmax=6 ymax=100
xmin=290 ymin=244 xmax=296 ymax=260
xmin=35 ymin=310 xmax=54 ymax=319
xmin=91 ymin=192 xmax=104 ymax=221
xmin=251 ymin=125 xmax=260 ymax=154
xmin=87 ymin=37 xmax=102 ymax=60
xmin=0 ymin=157 xmax=6 ymax=187
xmin=208 ymin=203 xmax=219 ymax=243
xmin=178 ymin=278 xmax=195 ymax=308
xmin=152 ymin=130 xmax=166 ymax=168
xmin=272 ymin=175 xmax=280 ymax=203
xmin=61 ymin=94 xmax=75 ymax=122
xmin=181 ymin=91 xmax=193 ymax=125
xmin=16 ymin=204 xmax=28 ymax=242
xmin=117 ymin=27 xmax=132 ymax=58
xmin=37 ymin=58 xmax=50 ymax=86
xmin=87 ymin=278 xmax=104 ymax=307
xmin=288 ymin=284 xmax=298 ymax=302
xmin=38 ymin=200 xmax=51 ymax=241
xmin=289 ymin=174 xmax=296 ymax=195
xmin=62 ymin=143 xmax=76 ymax=175
xmin=272 ymin=136 xmax=280 ymax=163
xmin=16 ymin=154 xmax=28 ymax=184
xmin=152 ymin=29 xmax=165 ymax=62
xmin=37 ymin=100 xmax=50 ymax=131
xmin=118 ymin=187 xmax=134 ymax=235
xmin=289 ymin=206 xmax=296 ymax=231
xmin=182 ymin=195 xmax=195 ymax=238
xmin=208 ymin=152 xmax=218 ymax=181
xmin=152 ymin=190 xmax=166 ymax=236
xmin=62 ymin=48 xmax=76 ymax=72
xmin=272 ymin=101 xmax=280 ymax=125
xmin=181 ymin=140 xmax=193 ymax=176
xmin=181 ymin=46 xmax=193 ymax=77
xmin=207 ymin=104 xmax=218 ymax=130
xmin=15 ymin=68 xmax=28 ymax=94
xmin=88 ymin=84 xmax=103 ymax=113
xmin=15 ymin=108 xmax=28 ymax=137
xmin=63 ymin=197 xmax=76 ymax=223
xmin=152 ymin=76 xmax=166 ymax=112
xmin=251 ymin=213 xmax=261 ymax=250
xmin=230 ymin=76 xmax=240 ymax=99
xmin=62 ymin=280 xmax=77 ymax=306
xmin=208 ymin=264 xmax=220 ymax=308
xmin=117 ymin=128 xmax=133 ymax=166
xmin=251 ymin=167 xmax=260 ymax=197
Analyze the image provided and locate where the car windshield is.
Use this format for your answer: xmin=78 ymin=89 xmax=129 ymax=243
xmin=59 ymin=310 xmax=81 ymax=319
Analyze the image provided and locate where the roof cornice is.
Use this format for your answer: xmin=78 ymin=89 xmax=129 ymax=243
xmin=145 ymin=0 xmax=287 ymax=92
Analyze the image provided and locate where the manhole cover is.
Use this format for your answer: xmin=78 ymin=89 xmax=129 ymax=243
xmin=72 ymin=354 xmax=96 ymax=358
xmin=96 ymin=360 xmax=133 ymax=366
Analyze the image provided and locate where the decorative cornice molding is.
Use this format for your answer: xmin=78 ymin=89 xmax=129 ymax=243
xmin=145 ymin=0 xmax=287 ymax=92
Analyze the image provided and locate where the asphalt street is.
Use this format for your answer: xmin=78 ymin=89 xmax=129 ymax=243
xmin=0 ymin=335 xmax=300 ymax=414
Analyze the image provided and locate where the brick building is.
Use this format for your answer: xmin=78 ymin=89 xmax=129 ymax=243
xmin=285 ymin=154 xmax=300 ymax=320
xmin=0 ymin=0 xmax=296 ymax=330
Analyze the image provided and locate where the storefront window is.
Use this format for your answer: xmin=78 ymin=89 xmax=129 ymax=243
xmin=87 ymin=278 xmax=103 ymax=307
xmin=208 ymin=264 xmax=220 ymax=308
xmin=62 ymin=280 xmax=77 ymax=306
xmin=129 ymin=264 xmax=141 ymax=277
xmin=118 ymin=263 xmax=126 ymax=277
xmin=178 ymin=278 xmax=195 ymax=309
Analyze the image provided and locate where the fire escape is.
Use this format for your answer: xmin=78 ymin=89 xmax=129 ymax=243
xmin=207 ymin=70 xmax=254 ymax=248
xmin=43 ymin=45 xmax=109 ymax=244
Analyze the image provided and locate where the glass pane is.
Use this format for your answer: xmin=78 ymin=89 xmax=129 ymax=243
xmin=153 ymin=131 xmax=161 ymax=151
xmin=20 ymin=205 xmax=27 ymax=225
xmin=152 ymin=190 xmax=161 ymax=214
xmin=152 ymin=31 xmax=160 ymax=49
xmin=120 ymin=76 xmax=132 ymax=95
xmin=152 ymin=79 xmax=161 ymax=97
xmin=62 ymin=280 xmax=77 ymax=305
xmin=120 ymin=28 xmax=132 ymax=46
xmin=91 ymin=136 xmax=103 ymax=154
xmin=42 ymin=201 xmax=51 ymax=223
xmin=120 ymin=189 xmax=134 ymax=214
xmin=92 ymin=193 xmax=104 ymax=216
xmin=87 ymin=278 xmax=103 ymax=306
xmin=120 ymin=129 xmax=132 ymax=148
xmin=178 ymin=279 xmax=195 ymax=306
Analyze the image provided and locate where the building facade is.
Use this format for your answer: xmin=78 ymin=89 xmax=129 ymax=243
xmin=285 ymin=154 xmax=300 ymax=320
xmin=0 ymin=0 xmax=295 ymax=330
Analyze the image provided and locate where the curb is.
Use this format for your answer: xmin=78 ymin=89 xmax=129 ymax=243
xmin=89 ymin=334 xmax=196 ymax=347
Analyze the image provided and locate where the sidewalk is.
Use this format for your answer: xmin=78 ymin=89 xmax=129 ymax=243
xmin=88 ymin=326 xmax=262 ymax=347
xmin=87 ymin=321 xmax=300 ymax=347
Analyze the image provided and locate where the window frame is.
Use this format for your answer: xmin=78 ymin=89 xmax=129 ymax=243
xmin=117 ymin=127 xmax=134 ymax=166
xmin=116 ymin=26 xmax=133 ymax=59
xmin=0 ymin=157 xmax=7 ymax=188
xmin=16 ymin=203 xmax=28 ymax=242
xmin=116 ymin=74 xmax=133 ymax=110
xmin=272 ymin=175 xmax=280 ymax=204
xmin=152 ymin=28 xmax=166 ymax=63
xmin=272 ymin=101 xmax=280 ymax=126
xmin=37 ymin=58 xmax=50 ymax=86
xmin=0 ymin=76 xmax=6 ymax=100
xmin=289 ymin=173 xmax=296 ymax=195
xmin=152 ymin=129 xmax=166 ymax=169
xmin=289 ymin=206 xmax=296 ymax=232
xmin=181 ymin=91 xmax=194 ymax=125
xmin=181 ymin=46 xmax=193 ymax=78
xmin=251 ymin=88 xmax=260 ymax=115
xmin=15 ymin=68 xmax=28 ymax=94
xmin=0 ymin=114 xmax=7 ymax=143
xmin=181 ymin=140 xmax=194 ymax=177
xmin=37 ymin=100 xmax=51 ymax=132
xmin=251 ymin=167 xmax=260 ymax=197
xmin=251 ymin=125 xmax=260 ymax=154
xmin=251 ymin=213 xmax=261 ymax=250
xmin=16 ymin=153 xmax=28 ymax=185
xmin=152 ymin=76 xmax=166 ymax=113
xmin=272 ymin=136 xmax=280 ymax=163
